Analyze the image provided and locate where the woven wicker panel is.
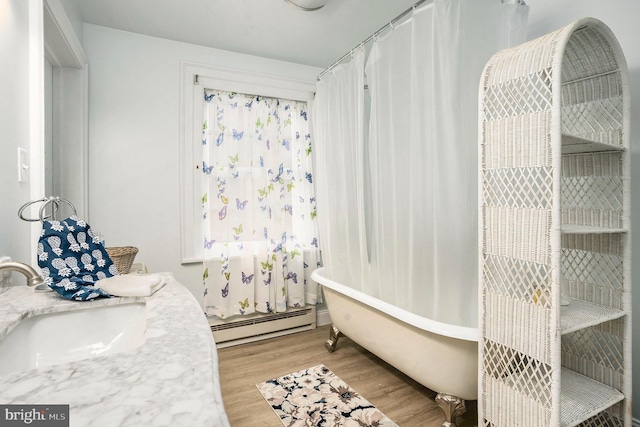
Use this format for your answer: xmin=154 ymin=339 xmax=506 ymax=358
xmin=561 ymin=236 xmax=624 ymax=308
xmin=482 ymin=342 xmax=553 ymax=407
xmin=482 ymin=69 xmax=552 ymax=120
xmin=483 ymin=30 xmax=560 ymax=87
xmin=562 ymin=96 xmax=624 ymax=146
xmin=561 ymin=321 xmax=627 ymax=426
xmin=561 ymin=153 xmax=623 ymax=229
xmin=561 ymin=320 xmax=624 ymax=389
xmin=482 ymin=111 xmax=552 ymax=169
xmin=484 ymin=291 xmax=551 ymax=363
xmin=562 ymin=251 xmax=624 ymax=308
xmin=562 ymin=73 xmax=623 ymax=106
xmin=562 ymin=188 xmax=623 ymax=229
xmin=562 ymin=152 xmax=622 ymax=178
xmin=482 ymin=360 xmax=551 ymax=427
xmin=483 ymin=206 xmax=551 ymax=265
xmin=483 ymin=167 xmax=553 ymax=209
xmin=562 ymin=175 xmax=622 ymax=210
xmin=561 ymin=26 xmax=624 ymax=150
xmin=561 ymin=208 xmax=622 ymax=230
xmin=562 ymin=27 xmax=619 ymax=83
xmin=561 ymin=233 xmax=624 ymax=255
xmin=483 ymin=254 xmax=552 ymax=308
xmin=577 ymin=410 xmax=624 ymax=427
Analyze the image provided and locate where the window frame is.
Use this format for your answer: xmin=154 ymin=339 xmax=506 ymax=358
xmin=178 ymin=62 xmax=316 ymax=263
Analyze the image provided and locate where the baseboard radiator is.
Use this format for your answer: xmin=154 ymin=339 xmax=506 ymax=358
xmin=209 ymin=305 xmax=316 ymax=348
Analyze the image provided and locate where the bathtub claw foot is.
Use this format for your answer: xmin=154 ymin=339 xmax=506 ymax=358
xmin=435 ymin=393 xmax=466 ymax=427
xmin=325 ymin=325 xmax=344 ymax=353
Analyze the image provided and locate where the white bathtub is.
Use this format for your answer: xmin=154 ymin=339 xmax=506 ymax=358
xmin=311 ymin=267 xmax=478 ymax=426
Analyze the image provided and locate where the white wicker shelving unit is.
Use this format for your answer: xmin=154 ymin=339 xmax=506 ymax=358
xmin=478 ymin=18 xmax=632 ymax=427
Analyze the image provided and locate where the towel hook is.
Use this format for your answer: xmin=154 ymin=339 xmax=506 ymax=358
xmin=18 ymin=197 xmax=77 ymax=223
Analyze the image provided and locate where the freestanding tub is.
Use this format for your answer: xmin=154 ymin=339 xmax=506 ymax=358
xmin=311 ymin=267 xmax=478 ymax=427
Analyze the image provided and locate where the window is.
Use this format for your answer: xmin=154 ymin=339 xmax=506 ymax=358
xmin=179 ymin=62 xmax=316 ymax=263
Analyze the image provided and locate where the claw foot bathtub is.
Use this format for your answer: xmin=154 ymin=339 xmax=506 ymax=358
xmin=311 ymin=267 xmax=478 ymax=427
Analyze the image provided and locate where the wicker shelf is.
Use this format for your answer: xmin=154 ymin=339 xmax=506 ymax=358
xmin=560 ymin=299 xmax=625 ymax=335
xmin=479 ymin=18 xmax=631 ymax=427
xmin=560 ymin=368 xmax=624 ymax=427
xmin=561 ymin=134 xmax=625 ymax=154
xmin=498 ymin=366 xmax=624 ymax=427
xmin=560 ymin=224 xmax=628 ymax=234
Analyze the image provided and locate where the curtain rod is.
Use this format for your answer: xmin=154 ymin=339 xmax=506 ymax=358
xmin=316 ymin=0 xmax=527 ymax=81
xmin=316 ymin=0 xmax=432 ymax=81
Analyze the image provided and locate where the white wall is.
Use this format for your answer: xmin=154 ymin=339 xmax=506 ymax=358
xmin=0 ymin=0 xmax=36 ymax=269
xmin=526 ymin=0 xmax=640 ymax=421
xmin=82 ymin=24 xmax=322 ymax=307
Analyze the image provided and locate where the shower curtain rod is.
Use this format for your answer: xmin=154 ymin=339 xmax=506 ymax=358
xmin=316 ymin=0 xmax=527 ymax=81
xmin=316 ymin=0 xmax=432 ymax=81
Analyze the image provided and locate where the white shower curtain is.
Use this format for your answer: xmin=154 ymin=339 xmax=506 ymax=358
xmin=313 ymin=0 xmax=528 ymax=328
xmin=313 ymin=49 xmax=368 ymax=292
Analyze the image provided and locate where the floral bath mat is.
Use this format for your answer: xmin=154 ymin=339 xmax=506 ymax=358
xmin=256 ymin=364 xmax=398 ymax=427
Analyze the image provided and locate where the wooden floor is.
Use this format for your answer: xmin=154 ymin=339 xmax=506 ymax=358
xmin=217 ymin=325 xmax=478 ymax=427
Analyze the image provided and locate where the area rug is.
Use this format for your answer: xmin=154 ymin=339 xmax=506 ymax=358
xmin=256 ymin=364 xmax=399 ymax=427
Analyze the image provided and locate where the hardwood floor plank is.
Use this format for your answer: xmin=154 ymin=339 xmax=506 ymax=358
xmin=218 ymin=325 xmax=478 ymax=426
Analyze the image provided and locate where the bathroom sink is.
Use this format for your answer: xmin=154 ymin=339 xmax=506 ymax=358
xmin=0 ymin=302 xmax=146 ymax=375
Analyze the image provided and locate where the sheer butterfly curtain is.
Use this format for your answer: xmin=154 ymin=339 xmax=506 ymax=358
xmin=201 ymin=90 xmax=321 ymax=319
xmin=313 ymin=0 xmax=528 ymax=328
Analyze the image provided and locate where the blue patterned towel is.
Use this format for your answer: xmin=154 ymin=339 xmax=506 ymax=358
xmin=37 ymin=215 xmax=117 ymax=300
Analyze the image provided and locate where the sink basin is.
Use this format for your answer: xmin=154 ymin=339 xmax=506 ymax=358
xmin=0 ymin=303 xmax=146 ymax=375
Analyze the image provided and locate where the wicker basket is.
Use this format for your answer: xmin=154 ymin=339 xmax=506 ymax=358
xmin=106 ymin=246 xmax=139 ymax=275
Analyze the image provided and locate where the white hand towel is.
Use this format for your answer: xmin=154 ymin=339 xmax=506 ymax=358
xmin=96 ymin=273 xmax=166 ymax=297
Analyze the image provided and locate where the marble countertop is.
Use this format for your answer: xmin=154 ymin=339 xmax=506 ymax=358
xmin=0 ymin=276 xmax=230 ymax=427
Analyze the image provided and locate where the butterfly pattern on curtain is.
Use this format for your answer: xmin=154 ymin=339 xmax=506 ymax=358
xmin=201 ymin=89 xmax=321 ymax=319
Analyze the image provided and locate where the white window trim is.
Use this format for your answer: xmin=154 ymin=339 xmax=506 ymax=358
xmin=178 ymin=62 xmax=316 ymax=264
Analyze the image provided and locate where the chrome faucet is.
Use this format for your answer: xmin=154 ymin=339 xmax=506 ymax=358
xmin=0 ymin=262 xmax=44 ymax=286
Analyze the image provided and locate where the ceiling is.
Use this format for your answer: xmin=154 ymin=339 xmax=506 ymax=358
xmin=75 ymin=0 xmax=422 ymax=70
